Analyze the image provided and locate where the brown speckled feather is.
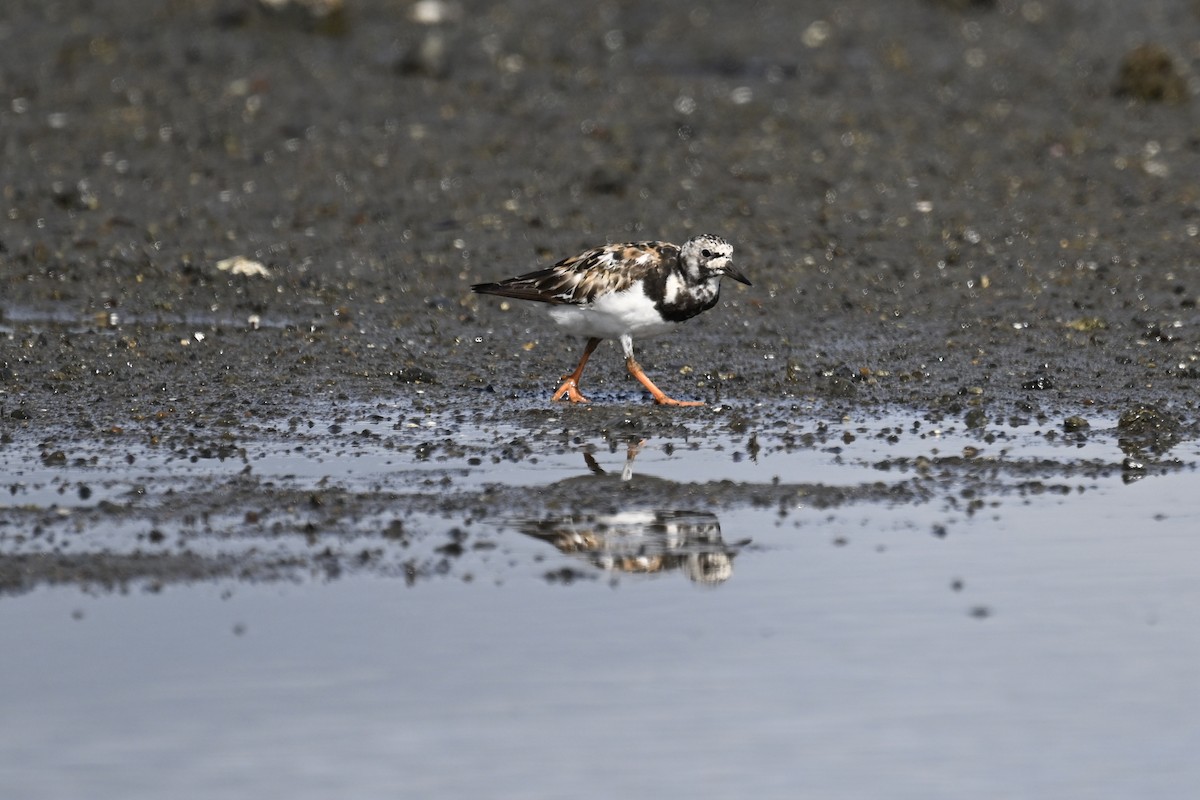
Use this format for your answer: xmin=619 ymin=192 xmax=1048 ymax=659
xmin=471 ymin=241 xmax=680 ymax=306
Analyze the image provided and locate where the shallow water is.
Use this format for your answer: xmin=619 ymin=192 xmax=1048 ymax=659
xmin=2 ymin=408 xmax=1198 ymax=798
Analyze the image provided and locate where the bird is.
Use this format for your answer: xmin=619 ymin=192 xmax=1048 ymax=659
xmin=471 ymin=234 xmax=750 ymax=406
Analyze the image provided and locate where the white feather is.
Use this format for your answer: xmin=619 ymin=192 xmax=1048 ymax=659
xmin=546 ymin=282 xmax=678 ymax=340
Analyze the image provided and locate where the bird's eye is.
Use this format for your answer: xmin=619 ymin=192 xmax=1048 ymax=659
xmin=701 ymin=249 xmax=712 ymax=258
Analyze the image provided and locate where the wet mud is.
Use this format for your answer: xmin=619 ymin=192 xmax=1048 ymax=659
xmin=3 ymin=0 xmax=1200 ymax=593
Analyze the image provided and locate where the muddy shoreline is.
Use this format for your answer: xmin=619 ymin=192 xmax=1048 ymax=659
xmin=3 ymin=0 xmax=1200 ymax=593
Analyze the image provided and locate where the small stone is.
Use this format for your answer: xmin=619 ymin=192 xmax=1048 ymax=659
xmin=215 ymin=255 xmax=272 ymax=279
xmin=41 ymin=450 xmax=67 ymax=466
xmin=397 ymin=32 xmax=450 ymax=79
xmin=410 ymin=0 xmax=462 ymax=25
xmin=1118 ymin=404 xmax=1179 ymax=436
xmin=1115 ymin=44 xmax=1188 ymax=104
xmin=1064 ymin=317 xmax=1107 ymax=332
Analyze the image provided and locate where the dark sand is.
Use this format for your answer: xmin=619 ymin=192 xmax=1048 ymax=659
xmin=2 ymin=0 xmax=1199 ymax=590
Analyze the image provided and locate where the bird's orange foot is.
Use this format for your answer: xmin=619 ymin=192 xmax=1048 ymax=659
xmin=552 ymin=378 xmax=590 ymax=403
xmin=624 ymin=357 xmax=705 ymax=407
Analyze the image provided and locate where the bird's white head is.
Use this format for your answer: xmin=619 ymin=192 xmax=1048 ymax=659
xmin=680 ymin=235 xmax=751 ymax=286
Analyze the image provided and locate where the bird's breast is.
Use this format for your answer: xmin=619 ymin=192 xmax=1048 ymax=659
xmin=546 ymin=283 xmax=681 ymax=339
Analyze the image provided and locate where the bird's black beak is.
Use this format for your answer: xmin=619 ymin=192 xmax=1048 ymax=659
xmin=723 ymin=264 xmax=752 ymax=286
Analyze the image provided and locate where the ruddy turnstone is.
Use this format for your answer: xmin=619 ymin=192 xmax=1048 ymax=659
xmin=472 ymin=234 xmax=750 ymax=406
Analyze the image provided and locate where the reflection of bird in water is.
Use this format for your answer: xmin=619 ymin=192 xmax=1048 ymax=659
xmin=516 ymin=510 xmax=742 ymax=585
xmin=583 ymin=439 xmax=645 ymax=482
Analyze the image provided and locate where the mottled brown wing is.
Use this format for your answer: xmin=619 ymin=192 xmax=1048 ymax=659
xmin=472 ymin=241 xmax=679 ymax=305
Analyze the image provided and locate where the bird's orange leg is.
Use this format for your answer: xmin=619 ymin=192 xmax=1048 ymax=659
xmin=625 ymin=357 xmax=705 ymax=407
xmin=552 ymin=337 xmax=602 ymax=403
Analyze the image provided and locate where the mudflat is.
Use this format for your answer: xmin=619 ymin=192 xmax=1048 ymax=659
xmin=3 ymin=1 xmax=1197 ymax=585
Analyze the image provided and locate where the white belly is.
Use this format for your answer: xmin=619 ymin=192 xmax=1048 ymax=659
xmin=546 ymin=284 xmax=677 ymax=340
